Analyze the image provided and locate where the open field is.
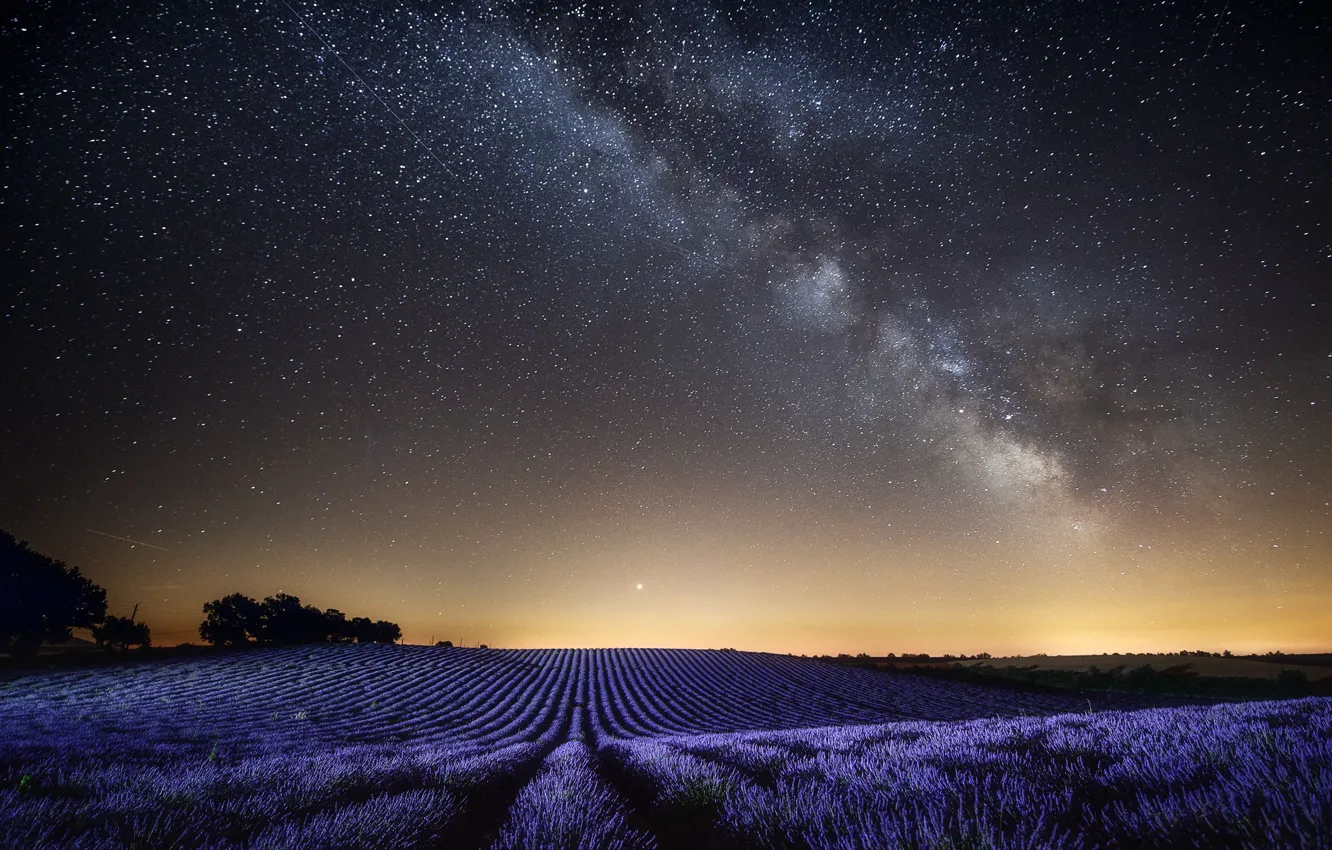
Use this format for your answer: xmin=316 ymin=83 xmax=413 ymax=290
xmin=985 ymin=654 xmax=1332 ymax=681
xmin=2 ymin=645 xmax=1328 ymax=848
xmin=835 ymin=652 xmax=1332 ymax=699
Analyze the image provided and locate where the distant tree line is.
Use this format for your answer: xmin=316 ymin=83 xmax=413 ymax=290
xmin=832 ymin=652 xmax=994 ymax=662
xmin=948 ymin=661 xmax=1324 ymax=699
xmin=2 ymin=530 xmax=403 ymax=655
xmin=2 ymin=530 xmax=150 ymax=655
xmin=198 ymin=592 xmax=401 ymax=647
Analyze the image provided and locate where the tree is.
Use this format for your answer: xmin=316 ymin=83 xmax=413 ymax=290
xmin=1 ymin=530 xmax=107 ymax=656
xmin=255 ymin=593 xmax=333 ymax=645
xmin=348 ymin=616 xmax=400 ymax=644
xmin=92 ymin=615 xmax=151 ymax=651
xmin=199 ymin=593 xmax=262 ymax=646
xmin=435 ymin=640 xmax=453 ymax=648
xmin=198 ymin=591 xmax=401 ymax=647
xmin=324 ymin=608 xmax=353 ymax=642
xmin=369 ymin=620 xmax=401 ymax=644
xmin=348 ymin=617 xmax=375 ymax=643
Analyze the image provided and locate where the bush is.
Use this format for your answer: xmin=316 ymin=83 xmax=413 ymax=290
xmin=91 ymin=615 xmax=151 ymax=651
xmin=1275 ymin=669 xmax=1309 ymax=694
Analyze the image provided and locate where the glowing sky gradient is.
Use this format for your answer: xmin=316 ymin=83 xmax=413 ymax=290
xmin=3 ymin=1 xmax=1329 ymax=654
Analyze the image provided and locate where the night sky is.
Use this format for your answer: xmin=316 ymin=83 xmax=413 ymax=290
xmin=3 ymin=1 xmax=1329 ymax=654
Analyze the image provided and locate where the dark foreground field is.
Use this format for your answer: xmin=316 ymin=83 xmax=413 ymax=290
xmin=1 ymin=645 xmax=1328 ymax=848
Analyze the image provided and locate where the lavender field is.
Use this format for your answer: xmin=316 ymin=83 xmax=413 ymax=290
xmin=2 ymin=645 xmax=1328 ymax=848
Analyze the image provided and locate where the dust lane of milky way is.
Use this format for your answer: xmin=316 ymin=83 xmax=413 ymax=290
xmin=1 ymin=1 xmax=1328 ymax=653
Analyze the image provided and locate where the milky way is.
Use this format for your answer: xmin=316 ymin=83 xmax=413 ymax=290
xmin=3 ymin=1 xmax=1329 ymax=652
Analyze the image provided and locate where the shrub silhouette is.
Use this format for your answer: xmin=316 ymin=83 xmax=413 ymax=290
xmin=1276 ymin=668 xmax=1309 ymax=694
xmin=198 ymin=592 xmax=400 ymax=647
xmin=91 ymin=615 xmax=151 ymax=651
xmin=1123 ymin=665 xmax=1162 ymax=692
xmin=1 ymin=530 xmax=107 ymax=656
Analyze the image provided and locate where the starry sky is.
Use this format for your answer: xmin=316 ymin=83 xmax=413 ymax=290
xmin=3 ymin=0 xmax=1329 ymax=654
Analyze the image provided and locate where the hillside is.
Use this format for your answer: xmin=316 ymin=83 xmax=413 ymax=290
xmin=3 ymin=646 xmax=1327 ymax=848
xmin=1 ymin=645 xmax=1186 ymax=756
xmin=985 ymin=653 xmax=1332 ymax=680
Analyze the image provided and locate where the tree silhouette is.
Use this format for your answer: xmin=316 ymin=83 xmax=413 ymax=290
xmin=1 ymin=530 xmax=107 ymax=656
xmin=198 ymin=591 xmax=401 ymax=647
xmin=348 ymin=616 xmax=375 ymax=643
xmin=348 ymin=616 xmax=401 ymax=644
xmin=256 ymin=593 xmax=334 ymax=645
xmin=325 ymin=608 xmax=353 ymax=642
xmin=91 ymin=615 xmax=151 ymax=651
xmin=199 ymin=593 xmax=262 ymax=646
xmin=368 ymin=620 xmax=401 ymax=644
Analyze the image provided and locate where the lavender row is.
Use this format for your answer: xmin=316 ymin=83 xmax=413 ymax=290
xmin=584 ymin=647 xmax=1123 ymax=738
xmin=491 ymin=717 xmax=654 ymax=850
xmin=3 ymin=647 xmax=1327 ymax=846
xmin=626 ymin=696 xmax=1332 ymax=848
xmin=0 ymin=646 xmax=589 ymax=848
xmin=0 ymin=645 xmax=578 ymax=758
xmin=4 ymin=646 xmax=1133 ymax=764
xmin=0 ymin=740 xmax=537 ymax=849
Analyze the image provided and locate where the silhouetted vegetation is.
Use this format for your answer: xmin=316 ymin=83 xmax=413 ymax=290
xmin=197 ymin=592 xmax=400 ymax=647
xmin=933 ymin=662 xmax=1330 ymax=699
xmin=1246 ymin=652 xmax=1332 ymax=667
xmin=1 ymin=530 xmax=107 ymax=656
xmin=198 ymin=593 xmax=262 ymax=646
xmin=436 ymin=640 xmax=454 ymax=647
xmin=1275 ymin=668 xmax=1309 ymax=693
xmin=90 ymin=615 xmax=151 ymax=651
xmin=827 ymin=651 xmax=992 ymax=663
xmin=341 ymin=615 xmax=402 ymax=645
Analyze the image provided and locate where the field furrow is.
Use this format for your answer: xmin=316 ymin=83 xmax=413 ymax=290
xmin=2 ymin=645 xmax=1327 ymax=848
